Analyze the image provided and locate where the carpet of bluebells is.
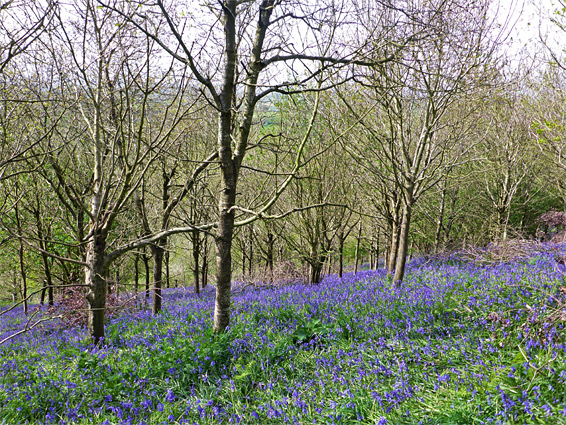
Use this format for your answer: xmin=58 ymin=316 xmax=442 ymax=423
xmin=1 ymin=247 xmax=566 ymax=424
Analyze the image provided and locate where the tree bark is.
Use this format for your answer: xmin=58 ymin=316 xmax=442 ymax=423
xmin=337 ymin=229 xmax=345 ymax=278
xmin=212 ymin=0 xmax=277 ymax=332
xmin=434 ymin=183 xmax=447 ymax=254
xmin=248 ymin=225 xmax=253 ymax=278
xmin=192 ymin=229 xmax=200 ymax=294
xmin=213 ymin=0 xmax=239 ymax=333
xmin=134 ymin=253 xmax=139 ymax=294
xmin=85 ymin=233 xmax=108 ymax=344
xmin=165 ymin=250 xmax=170 ymax=289
xmin=143 ymin=249 xmax=150 ymax=299
xmin=309 ymin=254 xmax=326 ymax=284
xmin=18 ymin=242 xmax=28 ymax=314
xmin=14 ymin=202 xmax=28 ymax=314
xmin=266 ymin=231 xmax=274 ymax=283
xmin=151 ymin=241 xmax=165 ymax=315
xmin=354 ymin=222 xmax=362 ymax=274
xmin=387 ymin=218 xmax=400 ymax=275
xmin=393 ymin=204 xmax=413 ymax=287
xmin=201 ymin=234 xmax=208 ymax=288
xmin=114 ymin=268 xmax=120 ymax=295
xmin=40 ymin=280 xmax=47 ymax=306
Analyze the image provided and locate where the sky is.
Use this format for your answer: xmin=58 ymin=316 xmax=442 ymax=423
xmin=496 ymin=0 xmax=562 ymax=56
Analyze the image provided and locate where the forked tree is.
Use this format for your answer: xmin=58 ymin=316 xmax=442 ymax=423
xmin=339 ymin=0 xmax=501 ymax=285
xmin=101 ymin=0 xmax=401 ymax=332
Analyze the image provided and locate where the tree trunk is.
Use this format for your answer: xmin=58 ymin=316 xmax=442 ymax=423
xmin=369 ymin=230 xmax=379 ymax=270
xmin=85 ymin=235 xmax=108 ymax=344
xmin=393 ymin=204 xmax=413 ymax=287
xmin=266 ymin=231 xmax=274 ymax=283
xmin=214 ymin=198 xmax=236 ymax=331
xmin=151 ymin=241 xmax=165 ymax=315
xmin=338 ymin=229 xmax=344 ymax=278
xmin=241 ymin=241 xmax=247 ymax=279
xmin=248 ymin=225 xmax=253 ymax=278
xmin=387 ymin=218 xmax=400 ymax=275
xmin=165 ymin=250 xmax=170 ymax=289
xmin=374 ymin=229 xmax=380 ymax=269
xmin=354 ymin=222 xmax=362 ymax=274
xmin=213 ymin=0 xmax=274 ymax=332
xmin=134 ymin=253 xmax=139 ymax=294
xmin=309 ymin=258 xmax=325 ymax=284
xmin=18 ymin=246 xmax=27 ymax=314
xmin=434 ymin=184 xmax=447 ymax=254
xmin=14 ymin=202 xmax=28 ymax=314
xmin=213 ymin=98 xmax=238 ymax=331
xmin=143 ymin=249 xmax=150 ymax=299
xmin=114 ymin=268 xmax=120 ymax=295
xmin=192 ymin=229 xmax=200 ymax=294
xmin=40 ymin=280 xmax=47 ymax=306
xmin=202 ymin=234 xmax=208 ymax=288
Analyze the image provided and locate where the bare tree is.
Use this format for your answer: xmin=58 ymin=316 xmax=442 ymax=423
xmin=0 ymin=0 xmax=55 ymax=72
xmin=99 ymin=0 xmax=398 ymax=332
xmin=340 ymin=0 xmax=500 ymax=285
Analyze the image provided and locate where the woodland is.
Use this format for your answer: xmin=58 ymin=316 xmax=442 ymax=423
xmin=1 ymin=0 xmax=566 ymax=424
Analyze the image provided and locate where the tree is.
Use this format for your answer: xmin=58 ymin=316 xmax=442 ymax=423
xmin=103 ymin=0 xmax=398 ymax=332
xmin=11 ymin=0 xmax=203 ymax=343
xmin=340 ymin=0 xmax=499 ymax=285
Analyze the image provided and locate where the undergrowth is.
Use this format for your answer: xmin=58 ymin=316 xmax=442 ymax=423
xmin=1 ymin=252 xmax=566 ymax=424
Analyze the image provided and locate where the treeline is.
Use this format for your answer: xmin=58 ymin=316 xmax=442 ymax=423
xmin=0 ymin=0 xmax=565 ymax=343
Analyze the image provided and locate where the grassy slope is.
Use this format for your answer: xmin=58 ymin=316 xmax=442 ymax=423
xmin=1 ymin=250 xmax=566 ymax=424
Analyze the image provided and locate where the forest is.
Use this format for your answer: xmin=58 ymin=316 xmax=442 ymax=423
xmin=1 ymin=0 xmax=566 ymax=423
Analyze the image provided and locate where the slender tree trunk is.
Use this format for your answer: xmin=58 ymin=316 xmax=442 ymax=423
xmin=241 ymin=242 xmax=247 ymax=279
xmin=248 ymin=225 xmax=253 ymax=278
xmin=40 ymin=280 xmax=47 ymax=306
xmin=107 ymin=274 xmax=112 ymax=295
xmin=434 ymin=184 xmax=447 ymax=254
xmin=134 ymin=253 xmax=139 ymax=295
xmin=115 ymin=268 xmax=120 ymax=295
xmin=14 ymin=202 xmax=28 ymax=314
xmin=354 ymin=222 xmax=362 ymax=274
xmin=393 ymin=204 xmax=413 ymax=287
xmin=192 ymin=229 xmax=200 ymax=294
xmin=165 ymin=250 xmax=170 ymax=289
xmin=325 ymin=253 xmax=332 ymax=277
xmin=18 ymin=246 xmax=27 ymax=314
xmin=143 ymin=249 xmax=150 ymax=299
xmin=48 ymin=274 xmax=54 ymax=305
xmin=338 ymin=229 xmax=344 ymax=278
xmin=266 ymin=231 xmax=274 ymax=283
xmin=202 ymin=234 xmax=208 ymax=288
xmin=151 ymin=242 xmax=165 ymax=315
xmin=375 ymin=229 xmax=380 ymax=269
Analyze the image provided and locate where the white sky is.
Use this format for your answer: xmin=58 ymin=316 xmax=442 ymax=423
xmin=496 ymin=0 xmax=562 ymax=56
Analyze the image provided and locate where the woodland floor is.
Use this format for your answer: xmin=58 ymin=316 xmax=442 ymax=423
xmin=1 ymin=245 xmax=566 ymax=424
